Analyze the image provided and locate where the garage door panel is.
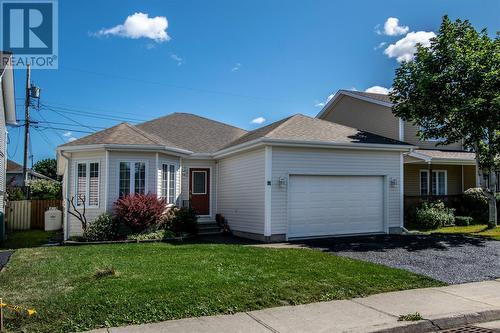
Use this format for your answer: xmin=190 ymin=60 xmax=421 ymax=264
xmin=288 ymin=175 xmax=384 ymax=238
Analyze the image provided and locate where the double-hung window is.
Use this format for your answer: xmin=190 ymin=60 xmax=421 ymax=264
xmin=119 ymin=161 xmax=146 ymax=198
xmin=420 ymin=170 xmax=447 ymax=196
xmin=75 ymin=161 xmax=99 ymax=207
xmin=161 ymin=164 xmax=177 ymax=204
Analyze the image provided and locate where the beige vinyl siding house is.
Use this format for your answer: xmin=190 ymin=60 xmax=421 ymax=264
xmin=316 ymin=90 xmax=478 ymax=199
xmin=320 ymin=93 xmax=399 ymax=140
xmin=403 ymin=122 xmax=462 ymax=150
xmin=58 ymin=113 xmax=412 ymax=242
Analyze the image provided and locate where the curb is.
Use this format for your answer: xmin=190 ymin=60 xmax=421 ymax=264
xmin=373 ymin=309 xmax=500 ymax=333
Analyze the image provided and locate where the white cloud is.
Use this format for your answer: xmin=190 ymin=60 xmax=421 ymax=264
xmin=96 ymin=12 xmax=170 ymax=42
xmin=384 ymin=31 xmax=436 ymax=62
xmin=314 ymin=94 xmax=334 ymax=108
xmin=374 ymin=42 xmax=386 ymax=50
xmin=63 ymin=131 xmax=72 ymax=137
xmin=380 ymin=17 xmax=409 ymax=36
xmin=68 ymin=137 xmax=77 ymax=142
xmin=365 ymin=86 xmax=390 ymax=94
xmin=231 ymin=63 xmax=241 ymax=72
xmin=251 ymin=117 xmax=266 ymax=124
xmin=170 ymin=53 xmax=184 ymax=66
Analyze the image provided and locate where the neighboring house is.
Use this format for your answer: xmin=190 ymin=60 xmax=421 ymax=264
xmin=316 ymin=90 xmax=480 ymax=197
xmin=57 ymin=113 xmax=412 ymax=241
xmin=6 ymin=160 xmax=54 ymax=186
xmin=0 ymin=52 xmax=18 ymax=238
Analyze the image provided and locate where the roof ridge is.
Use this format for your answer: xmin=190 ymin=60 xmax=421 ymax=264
xmin=260 ymin=115 xmax=295 ymax=138
xmin=138 ymin=112 xmax=248 ymax=133
xmin=176 ymin=112 xmax=248 ymax=132
xmin=123 ymin=122 xmax=164 ymax=145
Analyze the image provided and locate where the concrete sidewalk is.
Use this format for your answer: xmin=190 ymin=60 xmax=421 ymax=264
xmin=88 ymin=280 xmax=500 ymax=333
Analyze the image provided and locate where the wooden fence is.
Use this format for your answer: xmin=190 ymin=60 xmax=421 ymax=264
xmin=5 ymin=200 xmax=63 ymax=231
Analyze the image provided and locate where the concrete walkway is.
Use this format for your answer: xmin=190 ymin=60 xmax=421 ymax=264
xmin=87 ymin=280 xmax=500 ymax=333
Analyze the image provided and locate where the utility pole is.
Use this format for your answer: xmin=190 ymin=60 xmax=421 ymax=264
xmin=22 ymin=64 xmax=31 ymax=188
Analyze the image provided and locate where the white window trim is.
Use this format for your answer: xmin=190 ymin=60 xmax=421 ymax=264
xmin=419 ymin=169 xmax=429 ymax=196
xmin=161 ymin=163 xmax=178 ymax=204
xmin=191 ymin=170 xmax=208 ymax=195
xmin=74 ymin=160 xmax=100 ymax=208
xmin=420 ymin=169 xmax=447 ymax=196
xmin=118 ymin=160 xmax=149 ymax=197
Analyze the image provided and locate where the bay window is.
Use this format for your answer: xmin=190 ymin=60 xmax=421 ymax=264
xmin=75 ymin=161 xmax=99 ymax=207
xmin=119 ymin=161 xmax=146 ymax=198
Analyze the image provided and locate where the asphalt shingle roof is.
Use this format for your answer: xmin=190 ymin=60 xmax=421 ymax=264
xmin=414 ymin=149 xmax=476 ymax=160
xmin=223 ymin=114 xmax=410 ymax=149
xmin=60 ymin=122 xmax=170 ymax=147
xmin=136 ymin=113 xmax=248 ymax=153
xmin=60 ymin=113 xmax=410 ymax=154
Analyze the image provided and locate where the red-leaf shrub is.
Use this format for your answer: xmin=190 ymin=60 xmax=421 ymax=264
xmin=113 ymin=194 xmax=166 ymax=232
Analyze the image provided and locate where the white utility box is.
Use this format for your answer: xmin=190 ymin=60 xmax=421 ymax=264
xmin=45 ymin=207 xmax=62 ymax=231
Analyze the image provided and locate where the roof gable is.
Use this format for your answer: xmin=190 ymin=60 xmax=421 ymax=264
xmin=316 ymin=90 xmax=393 ymax=120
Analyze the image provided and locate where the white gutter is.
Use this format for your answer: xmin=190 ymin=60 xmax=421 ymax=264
xmin=406 ymin=151 xmax=476 ymax=165
xmin=57 ymin=144 xmax=193 ymax=156
xmin=213 ymin=138 xmax=414 ymax=159
xmin=59 ymin=151 xmax=71 ymax=240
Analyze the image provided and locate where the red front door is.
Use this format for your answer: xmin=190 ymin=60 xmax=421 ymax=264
xmin=189 ymin=168 xmax=210 ymax=215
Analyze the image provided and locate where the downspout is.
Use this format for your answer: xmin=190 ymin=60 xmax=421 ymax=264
xmin=60 ymin=151 xmax=71 ymax=240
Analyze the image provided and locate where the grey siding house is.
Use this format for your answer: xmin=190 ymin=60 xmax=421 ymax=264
xmin=57 ymin=112 xmax=412 ymax=242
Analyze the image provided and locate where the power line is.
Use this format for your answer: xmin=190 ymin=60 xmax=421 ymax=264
xmin=33 ymin=109 xmax=66 ymax=142
xmin=41 ymin=100 xmax=152 ymax=120
xmin=60 ymin=66 xmax=283 ymax=102
xmin=41 ymin=104 xmax=146 ymax=123
xmin=33 ymin=128 xmax=57 ymax=149
xmin=35 ymin=125 xmax=93 ymax=134
xmin=27 ymin=120 xmax=107 ymax=130
xmin=38 ymin=106 xmax=101 ymax=132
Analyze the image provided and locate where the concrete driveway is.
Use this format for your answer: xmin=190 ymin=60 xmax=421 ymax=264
xmin=294 ymin=234 xmax=500 ymax=284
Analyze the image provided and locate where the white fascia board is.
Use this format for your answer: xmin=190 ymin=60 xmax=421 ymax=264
xmin=430 ymin=158 xmax=477 ymax=166
xmin=406 ymin=151 xmax=476 ymax=165
xmin=316 ymin=90 xmax=393 ymax=119
xmin=57 ymin=144 xmax=193 ymax=156
xmin=214 ymin=137 xmax=414 ymax=159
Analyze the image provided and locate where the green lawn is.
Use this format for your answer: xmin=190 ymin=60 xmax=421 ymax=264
xmin=429 ymin=224 xmax=500 ymax=240
xmin=1 ymin=230 xmax=57 ymax=250
xmin=0 ymin=243 xmax=443 ymax=333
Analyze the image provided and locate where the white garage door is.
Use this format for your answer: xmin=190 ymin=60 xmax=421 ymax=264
xmin=288 ymin=175 xmax=385 ymax=238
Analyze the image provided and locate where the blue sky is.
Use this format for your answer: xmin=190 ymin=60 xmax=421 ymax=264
xmin=8 ymin=0 xmax=500 ymax=164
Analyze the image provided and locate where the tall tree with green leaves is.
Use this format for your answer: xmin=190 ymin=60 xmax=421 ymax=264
xmin=33 ymin=158 xmax=60 ymax=181
xmin=391 ymin=16 xmax=499 ymax=228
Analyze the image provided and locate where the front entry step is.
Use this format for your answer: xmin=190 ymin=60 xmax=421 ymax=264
xmin=198 ymin=221 xmax=221 ymax=235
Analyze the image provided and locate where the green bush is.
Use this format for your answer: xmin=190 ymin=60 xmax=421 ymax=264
xmin=127 ymin=229 xmax=176 ymax=241
xmin=168 ymin=207 xmax=198 ymax=235
xmin=83 ymin=214 xmax=119 ymax=241
xmin=454 ymin=216 xmax=473 ymax=226
xmin=27 ymin=179 xmax=62 ymax=199
xmin=463 ymin=188 xmax=488 ymax=224
xmin=7 ymin=187 xmax=26 ymax=201
xmin=415 ymin=201 xmax=455 ymax=230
